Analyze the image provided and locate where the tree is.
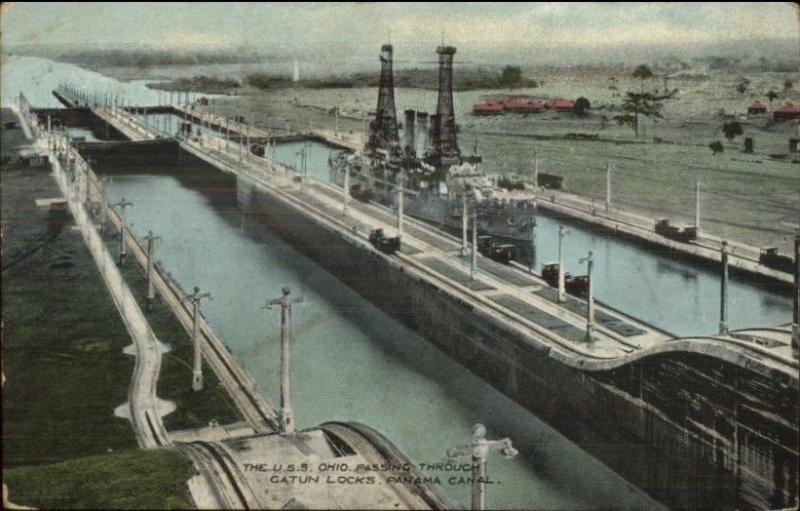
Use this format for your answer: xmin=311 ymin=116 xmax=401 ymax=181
xmin=722 ymin=121 xmax=743 ymax=142
xmin=632 ymin=64 xmax=653 ymax=93
xmin=736 ymin=82 xmax=748 ymax=94
xmin=767 ymin=90 xmax=778 ymax=111
xmin=614 ymin=89 xmax=676 ymax=138
xmin=498 ymin=66 xmax=523 ymax=88
xmin=573 ymin=97 xmax=591 ymax=116
xmin=784 ymin=79 xmax=794 ymax=90
xmin=709 ymin=141 xmax=724 ymax=154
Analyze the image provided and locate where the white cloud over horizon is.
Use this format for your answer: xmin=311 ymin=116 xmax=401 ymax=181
xmin=2 ymin=2 xmax=798 ymax=60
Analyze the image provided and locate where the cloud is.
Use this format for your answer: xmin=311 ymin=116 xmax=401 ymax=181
xmin=2 ymin=2 xmax=798 ymax=55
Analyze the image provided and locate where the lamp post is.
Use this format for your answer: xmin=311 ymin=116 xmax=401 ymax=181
xmin=343 ymin=167 xmax=350 ymax=216
xmin=96 ymin=176 xmax=112 ymax=232
xmin=184 ymin=287 xmax=212 ymax=391
xmin=719 ymin=240 xmax=729 ymax=335
xmin=447 ymin=424 xmax=518 ymax=511
xmin=462 ymin=193 xmax=469 ymax=257
xmin=579 ymin=250 xmax=595 ymax=342
xmin=695 ymin=181 xmax=701 ymax=234
xmin=558 ymin=225 xmax=570 ymax=303
xmin=396 ymin=182 xmax=404 ymax=238
xmin=266 ymin=287 xmax=305 ymax=435
xmin=471 ymin=212 xmax=478 ymax=280
xmin=792 ymin=232 xmax=799 ymax=358
xmin=112 ymin=198 xmax=133 ymax=266
xmin=143 ymin=231 xmax=161 ymax=312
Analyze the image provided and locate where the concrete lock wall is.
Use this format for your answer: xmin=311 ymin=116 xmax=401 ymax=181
xmin=237 ymin=177 xmax=798 ymax=511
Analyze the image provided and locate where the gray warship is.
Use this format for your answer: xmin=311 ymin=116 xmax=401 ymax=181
xmin=329 ymin=43 xmax=536 ymax=243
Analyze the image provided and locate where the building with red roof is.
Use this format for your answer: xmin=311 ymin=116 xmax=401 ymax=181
xmin=747 ymin=100 xmax=766 ymax=114
xmin=773 ymin=102 xmax=800 ymax=121
xmin=545 ymin=99 xmax=576 ymax=112
xmin=503 ymin=97 xmax=545 ymax=113
xmin=472 ymin=100 xmax=505 ymax=116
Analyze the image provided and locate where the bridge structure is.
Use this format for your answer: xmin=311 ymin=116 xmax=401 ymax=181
xmin=14 ymin=88 xmax=800 ymax=510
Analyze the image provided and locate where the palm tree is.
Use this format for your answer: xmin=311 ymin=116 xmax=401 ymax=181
xmin=632 ymin=65 xmax=654 ymax=94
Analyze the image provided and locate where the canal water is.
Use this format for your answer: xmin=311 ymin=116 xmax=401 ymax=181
xmin=103 ymin=170 xmax=660 ymax=510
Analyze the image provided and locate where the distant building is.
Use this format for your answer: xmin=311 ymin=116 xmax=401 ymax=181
xmin=747 ymin=100 xmax=767 ymax=114
xmin=472 ymin=100 xmax=505 ymax=116
xmin=546 ymin=99 xmax=576 ymax=112
xmin=503 ymin=97 xmax=545 ymax=113
xmin=773 ymin=102 xmax=800 ymax=121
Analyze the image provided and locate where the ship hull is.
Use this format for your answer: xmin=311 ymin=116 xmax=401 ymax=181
xmin=330 ymin=166 xmax=535 ymax=242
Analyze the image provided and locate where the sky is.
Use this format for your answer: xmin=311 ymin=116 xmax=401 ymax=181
xmin=2 ymin=2 xmax=799 ymax=62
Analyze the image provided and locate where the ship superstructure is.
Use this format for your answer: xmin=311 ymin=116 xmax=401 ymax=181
xmin=330 ymin=43 xmax=535 ymax=244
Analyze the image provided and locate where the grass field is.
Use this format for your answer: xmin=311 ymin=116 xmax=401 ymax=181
xmin=2 ymin=109 xmax=196 ymax=509
xmin=188 ymin=65 xmax=798 ymax=253
xmin=99 ymin=226 xmax=243 ymax=431
xmin=1 ymin=132 xmax=138 ymax=465
xmin=3 ymin=448 xmax=195 ymax=509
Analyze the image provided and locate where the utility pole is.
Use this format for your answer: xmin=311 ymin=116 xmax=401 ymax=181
xmin=266 ymin=287 xmax=305 ymax=435
xmin=719 ymin=240 xmax=729 ymax=335
xmin=530 ymin=217 xmax=537 ymax=272
xmin=532 ymin=151 xmax=538 ymax=189
xmin=396 ymin=183 xmax=404 ymax=238
xmin=695 ymin=181 xmax=701 ymax=233
xmin=792 ymin=232 xmax=799 ymax=359
xmin=580 ymin=251 xmax=595 ymax=342
xmin=81 ymin=161 xmax=91 ymax=205
xmin=343 ymin=167 xmax=350 ymax=216
xmin=143 ymin=231 xmax=161 ymax=312
xmin=447 ymin=424 xmax=518 ymax=511
xmin=605 ymin=162 xmax=612 ymax=212
xmin=471 ymin=212 xmax=478 ymax=280
xmin=96 ymin=176 xmax=112 ymax=233
xmin=297 ymin=146 xmax=306 ymax=192
xmin=112 ymin=198 xmax=134 ymax=266
xmin=558 ymin=225 xmax=570 ymax=303
xmin=185 ymin=287 xmax=212 ymax=391
xmin=462 ymin=193 xmax=469 ymax=257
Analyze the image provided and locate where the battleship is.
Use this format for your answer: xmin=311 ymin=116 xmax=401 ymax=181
xmin=329 ymin=44 xmax=537 ymax=245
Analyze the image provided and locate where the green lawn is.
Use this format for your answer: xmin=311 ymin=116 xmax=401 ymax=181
xmin=3 ymin=449 xmax=195 ymax=509
xmin=1 ymin=165 xmax=138 ymax=465
xmin=100 ymin=233 xmax=243 ymax=431
xmin=1 ymin=109 xmax=197 ymax=509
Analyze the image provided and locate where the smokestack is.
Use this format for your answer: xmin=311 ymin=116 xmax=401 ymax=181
xmin=404 ymin=109 xmax=416 ymax=157
xmin=432 ymin=45 xmax=459 ymax=159
xmin=429 ymin=114 xmax=440 ymax=157
xmin=368 ymin=44 xmax=399 ymax=152
xmin=416 ymin=112 xmax=429 ymax=157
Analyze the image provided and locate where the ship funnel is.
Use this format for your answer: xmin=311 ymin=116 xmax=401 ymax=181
xmin=429 ymin=113 xmax=440 ymax=157
xmin=368 ymin=44 xmax=399 ymax=153
xmin=416 ymin=112 xmax=429 ymax=157
xmin=432 ymin=45 xmax=459 ymax=159
xmin=404 ymin=109 xmax=416 ymax=157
